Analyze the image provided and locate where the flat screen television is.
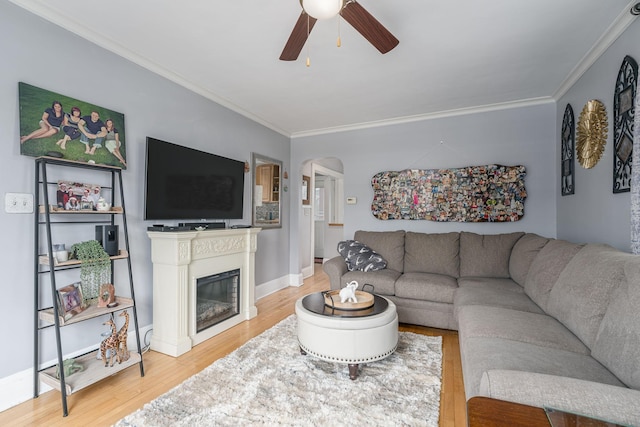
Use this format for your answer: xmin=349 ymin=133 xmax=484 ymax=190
xmin=144 ymin=137 xmax=245 ymax=221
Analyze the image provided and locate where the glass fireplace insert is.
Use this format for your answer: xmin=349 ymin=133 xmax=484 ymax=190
xmin=196 ymin=269 xmax=240 ymax=333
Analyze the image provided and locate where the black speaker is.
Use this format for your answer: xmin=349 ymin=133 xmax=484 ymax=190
xmin=95 ymin=225 xmax=119 ymax=256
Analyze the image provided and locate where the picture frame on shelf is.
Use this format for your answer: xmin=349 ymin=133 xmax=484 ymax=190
xmin=57 ymin=282 xmax=86 ymax=320
xmin=57 ymin=180 xmax=102 ymax=211
xmin=97 ymin=283 xmax=116 ymax=308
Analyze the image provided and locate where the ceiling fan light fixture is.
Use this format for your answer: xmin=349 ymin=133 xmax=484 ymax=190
xmin=302 ymin=0 xmax=344 ymax=20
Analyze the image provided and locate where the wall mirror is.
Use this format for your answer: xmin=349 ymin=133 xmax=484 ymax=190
xmin=252 ymin=153 xmax=282 ymax=228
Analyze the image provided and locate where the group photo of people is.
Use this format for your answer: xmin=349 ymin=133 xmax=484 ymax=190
xmin=19 ymin=82 xmax=128 ymax=169
xmin=57 ymin=180 xmax=103 ymax=211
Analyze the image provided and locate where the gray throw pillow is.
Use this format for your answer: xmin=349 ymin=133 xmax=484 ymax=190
xmin=337 ymin=240 xmax=387 ymax=272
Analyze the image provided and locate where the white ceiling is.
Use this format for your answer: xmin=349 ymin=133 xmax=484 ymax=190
xmin=11 ymin=0 xmax=639 ymax=137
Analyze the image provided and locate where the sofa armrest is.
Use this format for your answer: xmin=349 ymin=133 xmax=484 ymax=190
xmin=479 ymin=369 xmax=640 ymax=426
xmin=322 ymin=256 xmax=348 ymax=290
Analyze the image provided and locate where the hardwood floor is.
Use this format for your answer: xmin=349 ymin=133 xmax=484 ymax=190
xmin=0 ymin=266 xmax=466 ymax=426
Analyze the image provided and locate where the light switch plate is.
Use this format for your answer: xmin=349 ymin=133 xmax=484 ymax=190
xmin=5 ymin=192 xmax=34 ymax=213
xmin=346 ymin=197 xmax=357 ymax=205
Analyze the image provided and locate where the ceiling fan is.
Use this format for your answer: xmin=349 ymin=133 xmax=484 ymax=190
xmin=280 ymin=0 xmax=399 ymax=61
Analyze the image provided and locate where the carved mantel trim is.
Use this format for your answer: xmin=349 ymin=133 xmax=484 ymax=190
xmin=191 ymin=232 xmax=259 ymax=260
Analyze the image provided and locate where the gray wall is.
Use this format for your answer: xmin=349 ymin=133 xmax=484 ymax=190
xmin=556 ymin=19 xmax=640 ymax=251
xmin=290 ymin=102 xmax=558 ymax=270
xmin=0 ymin=2 xmax=289 ymax=379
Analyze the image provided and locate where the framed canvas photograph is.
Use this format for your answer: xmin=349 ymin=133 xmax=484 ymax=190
xmin=57 ymin=282 xmax=86 ymax=320
xmin=19 ymin=82 xmax=128 ymax=169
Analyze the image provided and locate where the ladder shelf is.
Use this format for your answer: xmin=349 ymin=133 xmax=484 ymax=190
xmin=33 ymin=157 xmax=144 ymax=417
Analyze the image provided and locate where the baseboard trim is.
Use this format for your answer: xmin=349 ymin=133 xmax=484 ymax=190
xmin=255 ymin=274 xmax=303 ymax=300
xmin=301 ymin=265 xmax=314 ymax=279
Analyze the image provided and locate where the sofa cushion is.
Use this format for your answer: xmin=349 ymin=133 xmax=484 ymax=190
xmin=386 ymin=296 xmax=457 ymax=330
xmin=395 ymin=272 xmax=458 ymax=304
xmin=454 ymin=286 xmax=544 ymax=319
xmin=337 ymin=240 xmax=387 ymax=272
xmin=508 ymin=233 xmax=549 ymax=286
xmin=523 ymin=239 xmax=583 ymax=312
xmin=354 ymin=230 xmax=405 ymax=273
xmin=459 ymin=232 xmax=524 ymax=278
xmin=458 ymin=305 xmax=589 ymax=355
xmin=546 ymin=244 xmax=633 ymax=349
xmin=457 ymin=277 xmax=523 ymax=293
xmin=591 ymin=259 xmax=640 ymax=389
xmin=342 ymin=269 xmax=401 ymax=296
xmin=404 ymin=231 xmax=460 ymax=277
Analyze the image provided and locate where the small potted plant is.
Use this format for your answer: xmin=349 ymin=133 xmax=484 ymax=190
xmin=71 ymin=240 xmax=111 ymax=303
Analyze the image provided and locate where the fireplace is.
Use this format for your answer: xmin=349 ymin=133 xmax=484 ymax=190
xmin=196 ymin=269 xmax=240 ymax=333
xmin=147 ymin=228 xmax=260 ymax=357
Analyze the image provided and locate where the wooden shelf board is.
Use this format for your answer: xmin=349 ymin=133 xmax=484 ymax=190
xmin=39 ymin=249 xmax=128 ymax=267
xmin=39 ymin=296 xmax=134 ymax=326
xmin=40 ymin=350 xmax=142 ymax=395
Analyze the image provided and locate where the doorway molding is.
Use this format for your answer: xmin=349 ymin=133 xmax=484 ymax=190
xmin=304 ymin=163 xmax=344 ymax=277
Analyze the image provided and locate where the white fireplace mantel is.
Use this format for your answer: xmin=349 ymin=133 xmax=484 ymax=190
xmin=147 ymin=228 xmax=261 ymax=357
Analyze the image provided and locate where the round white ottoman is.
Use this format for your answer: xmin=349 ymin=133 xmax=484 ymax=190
xmin=295 ymin=293 xmax=398 ymax=379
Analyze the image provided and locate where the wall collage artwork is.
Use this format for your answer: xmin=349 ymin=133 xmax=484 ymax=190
xmin=371 ymin=164 xmax=527 ymax=222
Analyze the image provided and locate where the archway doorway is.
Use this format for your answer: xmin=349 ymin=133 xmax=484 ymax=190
xmin=300 ymin=158 xmax=344 ymax=278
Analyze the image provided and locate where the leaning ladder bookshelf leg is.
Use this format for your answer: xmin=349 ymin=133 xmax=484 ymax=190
xmin=40 ymin=160 xmax=70 ymax=416
xmin=117 ymin=170 xmax=145 ymax=377
xmin=33 ymin=161 xmax=40 ymax=399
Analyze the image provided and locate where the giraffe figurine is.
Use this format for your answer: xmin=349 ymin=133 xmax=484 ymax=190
xmin=100 ymin=318 xmax=121 ymax=367
xmin=117 ymin=310 xmax=130 ymax=362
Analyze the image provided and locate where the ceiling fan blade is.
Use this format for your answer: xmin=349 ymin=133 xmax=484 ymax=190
xmin=340 ymin=1 xmax=399 ymax=54
xmin=280 ymin=11 xmax=318 ymax=61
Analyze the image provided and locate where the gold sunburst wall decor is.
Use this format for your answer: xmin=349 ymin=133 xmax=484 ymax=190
xmin=576 ymin=100 xmax=608 ymax=169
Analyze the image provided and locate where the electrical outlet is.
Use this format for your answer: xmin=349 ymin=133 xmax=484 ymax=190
xmin=5 ymin=192 xmax=34 ymax=214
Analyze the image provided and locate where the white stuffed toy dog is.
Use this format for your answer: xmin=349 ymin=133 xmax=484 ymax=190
xmin=339 ymin=280 xmax=359 ymax=303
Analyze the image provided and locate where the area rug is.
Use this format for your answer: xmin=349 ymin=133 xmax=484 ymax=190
xmin=115 ymin=316 xmax=442 ymax=427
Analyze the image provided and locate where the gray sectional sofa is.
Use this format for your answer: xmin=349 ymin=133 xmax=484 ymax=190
xmin=323 ymin=230 xmax=640 ymax=425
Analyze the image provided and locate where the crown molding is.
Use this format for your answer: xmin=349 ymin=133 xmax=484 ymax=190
xmin=553 ymin=1 xmax=639 ymax=100
xmin=11 ymin=0 xmax=637 ymax=140
xmin=8 ymin=0 xmax=291 ymax=138
xmin=290 ymin=97 xmax=555 ymax=139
